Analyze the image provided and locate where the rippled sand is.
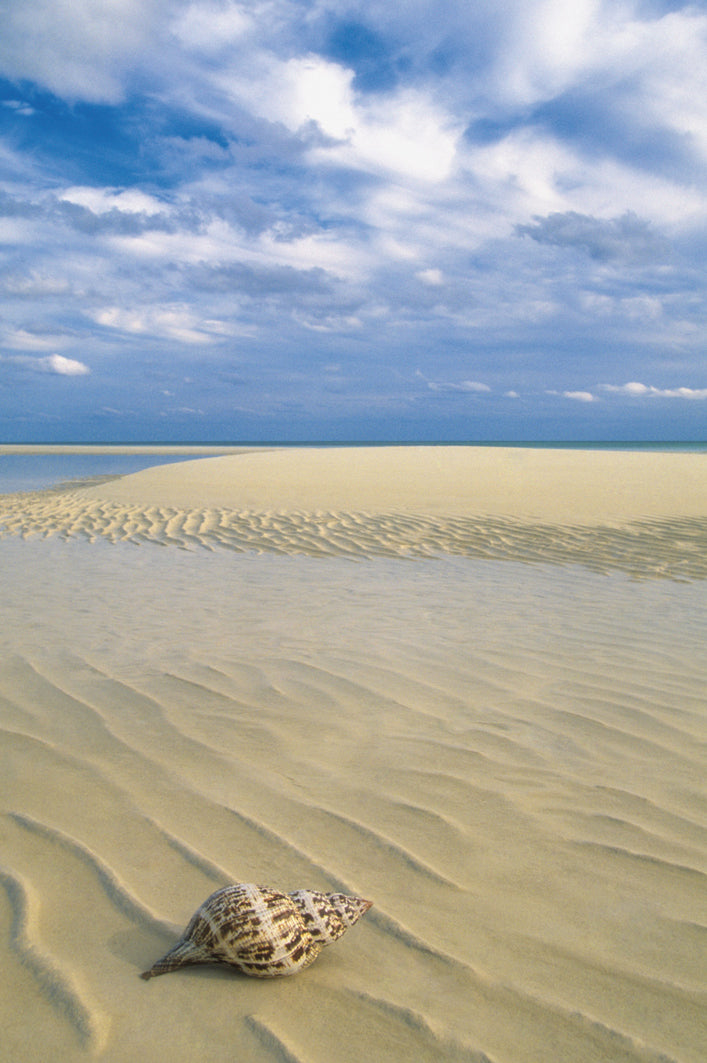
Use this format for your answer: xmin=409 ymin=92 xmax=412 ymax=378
xmin=1 ymin=448 xmax=706 ymax=1062
xmin=1 ymin=447 xmax=706 ymax=579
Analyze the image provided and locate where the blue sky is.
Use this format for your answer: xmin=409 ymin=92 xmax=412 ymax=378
xmin=0 ymin=0 xmax=706 ymax=441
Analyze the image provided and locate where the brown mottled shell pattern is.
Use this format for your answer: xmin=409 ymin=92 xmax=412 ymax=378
xmin=140 ymin=883 xmax=372 ymax=980
xmin=289 ymin=889 xmax=371 ymax=943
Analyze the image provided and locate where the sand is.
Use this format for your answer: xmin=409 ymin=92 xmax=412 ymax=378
xmin=46 ymin=444 xmax=707 ymax=520
xmin=0 ymin=447 xmax=706 ymax=1063
xmin=1 ymin=446 xmax=706 ymax=578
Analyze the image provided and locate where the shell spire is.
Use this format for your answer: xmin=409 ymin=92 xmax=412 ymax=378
xmin=140 ymin=883 xmax=372 ymax=981
xmin=289 ymin=890 xmax=373 ymax=945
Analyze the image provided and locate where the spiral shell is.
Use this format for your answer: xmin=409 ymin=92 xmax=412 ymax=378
xmin=140 ymin=883 xmax=372 ymax=980
xmin=289 ymin=890 xmax=373 ymax=944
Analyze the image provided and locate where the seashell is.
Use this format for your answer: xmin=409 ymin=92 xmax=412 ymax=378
xmin=140 ymin=883 xmax=372 ymax=980
xmin=289 ymin=889 xmax=373 ymax=944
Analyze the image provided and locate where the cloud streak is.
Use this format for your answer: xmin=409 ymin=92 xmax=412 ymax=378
xmin=602 ymin=382 xmax=707 ymax=400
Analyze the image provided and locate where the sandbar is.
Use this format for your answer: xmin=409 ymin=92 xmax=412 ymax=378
xmin=73 ymin=446 xmax=707 ymax=523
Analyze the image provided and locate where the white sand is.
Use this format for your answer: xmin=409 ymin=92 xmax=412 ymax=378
xmin=0 ymin=447 xmax=706 ymax=1063
xmin=72 ymin=445 xmax=707 ymax=522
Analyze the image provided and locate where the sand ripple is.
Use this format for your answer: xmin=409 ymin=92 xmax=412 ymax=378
xmin=0 ymin=540 xmax=705 ymax=1061
xmin=0 ymin=865 xmax=109 ymax=1051
xmin=1 ymin=486 xmax=705 ymax=579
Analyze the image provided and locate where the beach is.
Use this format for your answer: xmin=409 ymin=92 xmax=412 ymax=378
xmin=1 ymin=446 xmax=706 ymax=1062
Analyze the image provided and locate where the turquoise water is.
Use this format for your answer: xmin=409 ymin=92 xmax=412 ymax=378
xmin=1 ymin=441 xmax=705 ymax=495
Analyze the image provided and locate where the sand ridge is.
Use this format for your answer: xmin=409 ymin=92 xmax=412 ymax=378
xmin=1 ymin=447 xmax=706 ymax=579
xmin=67 ymin=446 xmax=707 ymax=522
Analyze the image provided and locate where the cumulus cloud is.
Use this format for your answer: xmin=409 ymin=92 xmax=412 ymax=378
xmin=602 ymin=382 xmax=707 ymax=400
xmin=1 ymin=353 xmax=90 ymax=375
xmin=38 ymin=354 xmax=90 ymax=375
xmin=546 ymin=388 xmax=595 ymax=402
xmin=223 ymin=51 xmax=462 ymax=183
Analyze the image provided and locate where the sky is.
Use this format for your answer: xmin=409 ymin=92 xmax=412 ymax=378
xmin=0 ymin=0 xmax=706 ymax=442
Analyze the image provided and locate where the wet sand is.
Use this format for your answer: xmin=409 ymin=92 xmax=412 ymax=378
xmin=1 ymin=447 xmax=706 ymax=578
xmin=0 ymin=447 xmax=705 ymax=1062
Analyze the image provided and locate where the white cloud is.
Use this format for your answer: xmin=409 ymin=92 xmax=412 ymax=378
xmin=417 ymin=268 xmax=444 ymax=286
xmin=215 ymin=52 xmax=355 ymax=140
xmin=465 ymin=126 xmax=707 ymax=230
xmin=223 ymin=52 xmax=461 ymax=183
xmin=492 ymin=0 xmax=707 ymax=162
xmin=338 ymin=89 xmax=461 ymax=183
xmin=100 ymin=214 xmax=370 ymax=285
xmin=2 ymin=352 xmax=90 ymax=375
xmin=277 ymin=55 xmax=357 ymax=141
xmin=460 ymin=380 xmax=490 ymax=392
xmin=171 ymin=1 xmax=252 ymax=54
xmin=0 ymin=0 xmax=164 ymax=102
xmin=4 ymin=328 xmax=71 ymax=351
xmin=2 ymin=98 xmax=35 ymax=116
xmin=463 ymin=129 xmax=580 ymax=221
xmin=3 ymin=272 xmax=71 ymax=297
xmin=292 ymin=311 xmax=362 ymax=333
xmin=494 ymin=0 xmax=603 ymax=106
xmin=619 ymin=296 xmax=663 ymax=321
xmin=419 ymin=371 xmax=491 ymax=393
xmin=160 ymin=406 xmax=205 ymax=416
xmin=605 ymin=381 xmax=651 ymax=397
xmin=38 ymin=354 xmax=90 ymax=376
xmin=620 ymin=9 xmax=707 ymax=164
xmin=90 ymin=304 xmax=233 ymax=344
xmin=59 ymin=186 xmax=166 ymax=215
xmin=563 ymin=390 xmax=595 ymax=402
xmin=603 ymin=382 xmax=707 ymax=400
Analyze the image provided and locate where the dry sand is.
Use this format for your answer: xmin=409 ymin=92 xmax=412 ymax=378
xmin=51 ymin=444 xmax=707 ymax=520
xmin=0 ymin=447 xmax=706 ymax=1063
xmin=1 ymin=446 xmax=706 ymax=577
